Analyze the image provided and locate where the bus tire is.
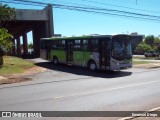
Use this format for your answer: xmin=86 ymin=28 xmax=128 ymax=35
xmin=53 ymin=56 xmax=58 ymax=65
xmin=88 ymin=61 xmax=97 ymax=71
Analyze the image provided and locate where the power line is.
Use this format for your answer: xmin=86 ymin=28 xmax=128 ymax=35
xmin=79 ymin=0 xmax=160 ymax=14
xmin=0 ymin=0 xmax=46 ymax=7
xmin=12 ymin=0 xmax=47 ymax=5
xmin=100 ymin=0 xmax=160 ymax=8
xmin=54 ymin=6 xmax=160 ymax=22
xmin=11 ymin=0 xmax=160 ymax=19
xmin=136 ymin=0 xmax=137 ymax=5
xmin=1 ymin=0 xmax=160 ymax=22
xmin=52 ymin=3 xmax=160 ymax=20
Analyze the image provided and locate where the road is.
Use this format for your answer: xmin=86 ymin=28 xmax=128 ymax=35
xmin=0 ymin=62 xmax=160 ymax=120
xmin=133 ymin=59 xmax=160 ymax=63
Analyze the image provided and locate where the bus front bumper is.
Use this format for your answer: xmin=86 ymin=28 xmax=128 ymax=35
xmin=110 ymin=63 xmax=132 ymax=71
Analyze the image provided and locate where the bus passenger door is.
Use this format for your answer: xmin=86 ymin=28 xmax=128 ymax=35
xmin=100 ymin=39 xmax=111 ymax=69
xmin=66 ymin=41 xmax=73 ymax=63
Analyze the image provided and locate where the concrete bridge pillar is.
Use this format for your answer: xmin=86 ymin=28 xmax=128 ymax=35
xmin=12 ymin=39 xmax=16 ymax=55
xmin=33 ymin=25 xmax=44 ymax=57
xmin=17 ymin=37 xmax=21 ymax=57
xmin=23 ymin=32 xmax=28 ymax=55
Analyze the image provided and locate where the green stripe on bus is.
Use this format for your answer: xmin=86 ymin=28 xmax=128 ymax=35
xmin=50 ymin=50 xmax=66 ymax=62
xmin=48 ymin=36 xmax=93 ymax=40
xmin=73 ymin=51 xmax=91 ymax=64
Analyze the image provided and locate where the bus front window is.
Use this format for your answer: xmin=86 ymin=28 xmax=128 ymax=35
xmin=112 ymin=40 xmax=132 ymax=60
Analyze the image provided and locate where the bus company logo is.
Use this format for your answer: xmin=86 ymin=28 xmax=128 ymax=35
xmin=2 ymin=112 xmax=11 ymax=117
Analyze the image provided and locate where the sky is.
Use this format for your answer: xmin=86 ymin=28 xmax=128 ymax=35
xmin=1 ymin=0 xmax=160 ymax=43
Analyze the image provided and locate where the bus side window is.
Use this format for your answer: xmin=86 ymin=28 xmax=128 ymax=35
xmin=52 ymin=40 xmax=65 ymax=50
xmin=51 ymin=41 xmax=57 ymax=49
xmin=57 ymin=41 xmax=61 ymax=50
xmin=82 ymin=39 xmax=89 ymax=51
xmin=62 ymin=40 xmax=65 ymax=47
xmin=61 ymin=40 xmax=66 ymax=50
xmin=91 ymin=39 xmax=99 ymax=52
xmin=74 ymin=40 xmax=81 ymax=51
xmin=52 ymin=45 xmax=56 ymax=49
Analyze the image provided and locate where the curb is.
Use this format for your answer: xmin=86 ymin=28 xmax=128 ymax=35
xmin=147 ymin=66 xmax=160 ymax=69
xmin=0 ymin=76 xmax=7 ymax=80
xmin=149 ymin=107 xmax=160 ymax=112
xmin=133 ymin=64 xmax=160 ymax=69
xmin=0 ymin=76 xmax=8 ymax=85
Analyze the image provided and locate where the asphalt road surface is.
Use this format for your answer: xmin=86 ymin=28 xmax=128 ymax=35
xmin=0 ymin=62 xmax=160 ymax=120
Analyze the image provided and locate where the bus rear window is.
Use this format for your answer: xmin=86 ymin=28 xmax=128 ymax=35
xmin=41 ymin=40 xmax=46 ymax=49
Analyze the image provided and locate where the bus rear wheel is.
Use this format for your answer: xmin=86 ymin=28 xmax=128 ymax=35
xmin=53 ymin=57 xmax=58 ymax=65
xmin=88 ymin=61 xmax=97 ymax=71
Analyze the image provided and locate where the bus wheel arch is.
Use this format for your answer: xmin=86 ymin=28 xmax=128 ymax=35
xmin=87 ymin=60 xmax=97 ymax=71
xmin=53 ymin=56 xmax=58 ymax=65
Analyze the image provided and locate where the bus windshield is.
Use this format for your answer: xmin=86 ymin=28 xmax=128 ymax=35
xmin=112 ymin=38 xmax=132 ymax=60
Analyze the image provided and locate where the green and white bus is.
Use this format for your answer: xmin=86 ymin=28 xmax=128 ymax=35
xmin=40 ymin=34 xmax=132 ymax=71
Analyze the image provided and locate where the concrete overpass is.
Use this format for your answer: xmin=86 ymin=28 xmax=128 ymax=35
xmin=2 ymin=4 xmax=54 ymax=57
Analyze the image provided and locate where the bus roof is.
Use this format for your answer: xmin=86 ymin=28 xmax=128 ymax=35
xmin=41 ymin=34 xmax=130 ymax=40
xmin=41 ymin=35 xmax=112 ymax=40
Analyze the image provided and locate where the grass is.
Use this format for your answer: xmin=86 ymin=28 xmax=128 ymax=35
xmin=0 ymin=56 xmax=34 ymax=75
xmin=133 ymin=60 xmax=152 ymax=65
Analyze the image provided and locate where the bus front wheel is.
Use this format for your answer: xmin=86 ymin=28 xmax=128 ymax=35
xmin=53 ymin=57 xmax=58 ymax=65
xmin=88 ymin=61 xmax=97 ymax=71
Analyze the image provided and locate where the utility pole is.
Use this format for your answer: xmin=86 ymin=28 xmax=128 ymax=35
xmin=136 ymin=0 xmax=138 ymax=5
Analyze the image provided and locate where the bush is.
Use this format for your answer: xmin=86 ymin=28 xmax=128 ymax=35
xmin=0 ymin=56 xmax=3 ymax=68
xmin=135 ymin=42 xmax=152 ymax=54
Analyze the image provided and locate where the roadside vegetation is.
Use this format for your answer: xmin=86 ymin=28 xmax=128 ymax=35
xmin=0 ymin=4 xmax=16 ymax=67
xmin=135 ymin=35 xmax=160 ymax=54
xmin=133 ymin=56 xmax=160 ymax=60
xmin=133 ymin=60 xmax=152 ymax=65
xmin=0 ymin=56 xmax=34 ymax=75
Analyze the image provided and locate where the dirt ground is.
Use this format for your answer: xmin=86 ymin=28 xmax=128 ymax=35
xmin=0 ymin=66 xmax=47 ymax=85
xmin=133 ymin=63 xmax=160 ymax=69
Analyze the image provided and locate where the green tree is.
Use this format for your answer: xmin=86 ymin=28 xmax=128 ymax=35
xmin=0 ymin=28 xmax=12 ymax=51
xmin=0 ymin=4 xmax=16 ymax=26
xmin=28 ymin=42 xmax=33 ymax=54
xmin=28 ymin=42 xmax=33 ymax=49
xmin=0 ymin=4 xmax=16 ymax=67
xmin=0 ymin=28 xmax=13 ymax=67
xmin=154 ymin=37 xmax=160 ymax=45
xmin=144 ymin=35 xmax=155 ymax=47
xmin=154 ymin=37 xmax=160 ymax=52
xmin=135 ymin=41 xmax=152 ymax=54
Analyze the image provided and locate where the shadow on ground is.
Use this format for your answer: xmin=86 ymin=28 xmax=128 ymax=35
xmin=35 ymin=62 xmax=132 ymax=78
